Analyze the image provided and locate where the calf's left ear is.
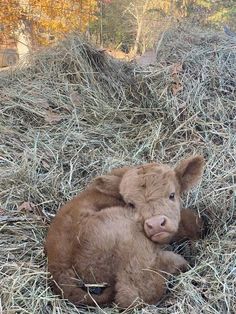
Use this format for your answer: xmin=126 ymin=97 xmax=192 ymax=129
xmin=93 ymin=175 xmax=121 ymax=196
xmin=175 ymin=155 xmax=205 ymax=193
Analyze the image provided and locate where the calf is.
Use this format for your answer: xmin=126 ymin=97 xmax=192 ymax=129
xmin=45 ymin=156 xmax=204 ymax=307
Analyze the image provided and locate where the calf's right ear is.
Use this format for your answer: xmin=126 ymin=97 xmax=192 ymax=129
xmin=175 ymin=155 xmax=205 ymax=193
xmin=93 ymin=175 xmax=121 ymax=196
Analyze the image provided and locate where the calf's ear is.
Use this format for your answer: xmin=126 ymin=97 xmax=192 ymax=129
xmin=108 ymin=166 xmax=132 ymax=177
xmin=175 ymin=155 xmax=205 ymax=193
xmin=93 ymin=175 xmax=121 ymax=196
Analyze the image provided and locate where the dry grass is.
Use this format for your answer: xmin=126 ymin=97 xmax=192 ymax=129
xmin=0 ymin=24 xmax=235 ymax=313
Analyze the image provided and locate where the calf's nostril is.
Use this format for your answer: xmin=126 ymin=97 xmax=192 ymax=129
xmin=160 ymin=217 xmax=166 ymax=227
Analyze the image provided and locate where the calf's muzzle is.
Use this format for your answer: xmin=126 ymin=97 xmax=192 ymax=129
xmin=144 ymin=215 xmax=177 ymax=243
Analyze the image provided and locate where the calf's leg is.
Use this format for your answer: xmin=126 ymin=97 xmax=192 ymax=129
xmin=115 ymin=259 xmax=167 ymax=308
xmin=50 ymin=267 xmax=113 ymax=306
xmin=171 ymin=208 xmax=206 ymax=243
xmin=115 ymin=280 xmax=141 ymax=309
xmin=158 ymin=251 xmax=189 ymax=274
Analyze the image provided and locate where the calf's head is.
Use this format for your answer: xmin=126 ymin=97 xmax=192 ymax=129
xmin=119 ymin=156 xmax=204 ymax=244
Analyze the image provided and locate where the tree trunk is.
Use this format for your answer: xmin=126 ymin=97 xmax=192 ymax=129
xmin=100 ymin=1 xmax=104 ymax=47
xmin=131 ymin=1 xmax=149 ymax=56
xmin=132 ymin=20 xmax=142 ymax=55
xmin=16 ymin=22 xmax=30 ymax=58
xmin=17 ymin=0 xmax=30 ymax=59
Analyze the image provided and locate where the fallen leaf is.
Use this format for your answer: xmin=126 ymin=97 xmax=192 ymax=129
xmin=38 ymin=99 xmax=50 ymax=109
xmin=171 ymin=62 xmax=183 ymax=75
xmin=41 ymin=159 xmax=51 ymax=170
xmin=171 ymin=63 xmax=183 ymax=95
xmin=172 ymin=82 xmax=183 ymax=96
xmin=70 ymin=92 xmax=80 ymax=105
xmin=18 ymin=202 xmax=35 ymax=212
xmin=44 ymin=110 xmax=64 ymax=124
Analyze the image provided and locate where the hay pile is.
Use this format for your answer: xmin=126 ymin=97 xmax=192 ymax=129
xmin=0 ymin=24 xmax=235 ymax=313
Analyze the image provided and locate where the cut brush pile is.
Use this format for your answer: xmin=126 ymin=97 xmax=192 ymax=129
xmin=0 ymin=24 xmax=235 ymax=313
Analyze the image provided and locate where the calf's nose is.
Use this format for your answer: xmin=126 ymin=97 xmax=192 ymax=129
xmin=145 ymin=216 xmax=166 ymax=230
xmin=144 ymin=215 xmax=168 ymax=236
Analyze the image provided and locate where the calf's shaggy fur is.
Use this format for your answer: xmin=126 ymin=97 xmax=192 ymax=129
xmin=45 ymin=156 xmax=204 ymax=307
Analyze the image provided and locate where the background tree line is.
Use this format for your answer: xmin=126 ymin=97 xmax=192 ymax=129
xmin=0 ymin=0 xmax=235 ymax=56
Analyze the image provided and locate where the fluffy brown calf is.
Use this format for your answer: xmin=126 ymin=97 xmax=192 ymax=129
xmin=45 ymin=156 xmax=205 ymax=308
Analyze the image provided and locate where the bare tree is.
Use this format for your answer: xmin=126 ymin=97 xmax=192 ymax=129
xmin=125 ymin=0 xmax=176 ymax=55
xmin=125 ymin=0 xmax=150 ymax=55
xmin=17 ymin=0 xmax=31 ymax=58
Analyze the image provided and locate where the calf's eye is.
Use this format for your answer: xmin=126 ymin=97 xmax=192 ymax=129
xmin=128 ymin=202 xmax=135 ymax=209
xmin=169 ymin=192 xmax=175 ymax=200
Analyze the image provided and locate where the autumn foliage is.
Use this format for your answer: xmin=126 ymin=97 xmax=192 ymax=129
xmin=0 ymin=0 xmax=98 ymax=46
xmin=0 ymin=0 xmax=235 ymax=51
